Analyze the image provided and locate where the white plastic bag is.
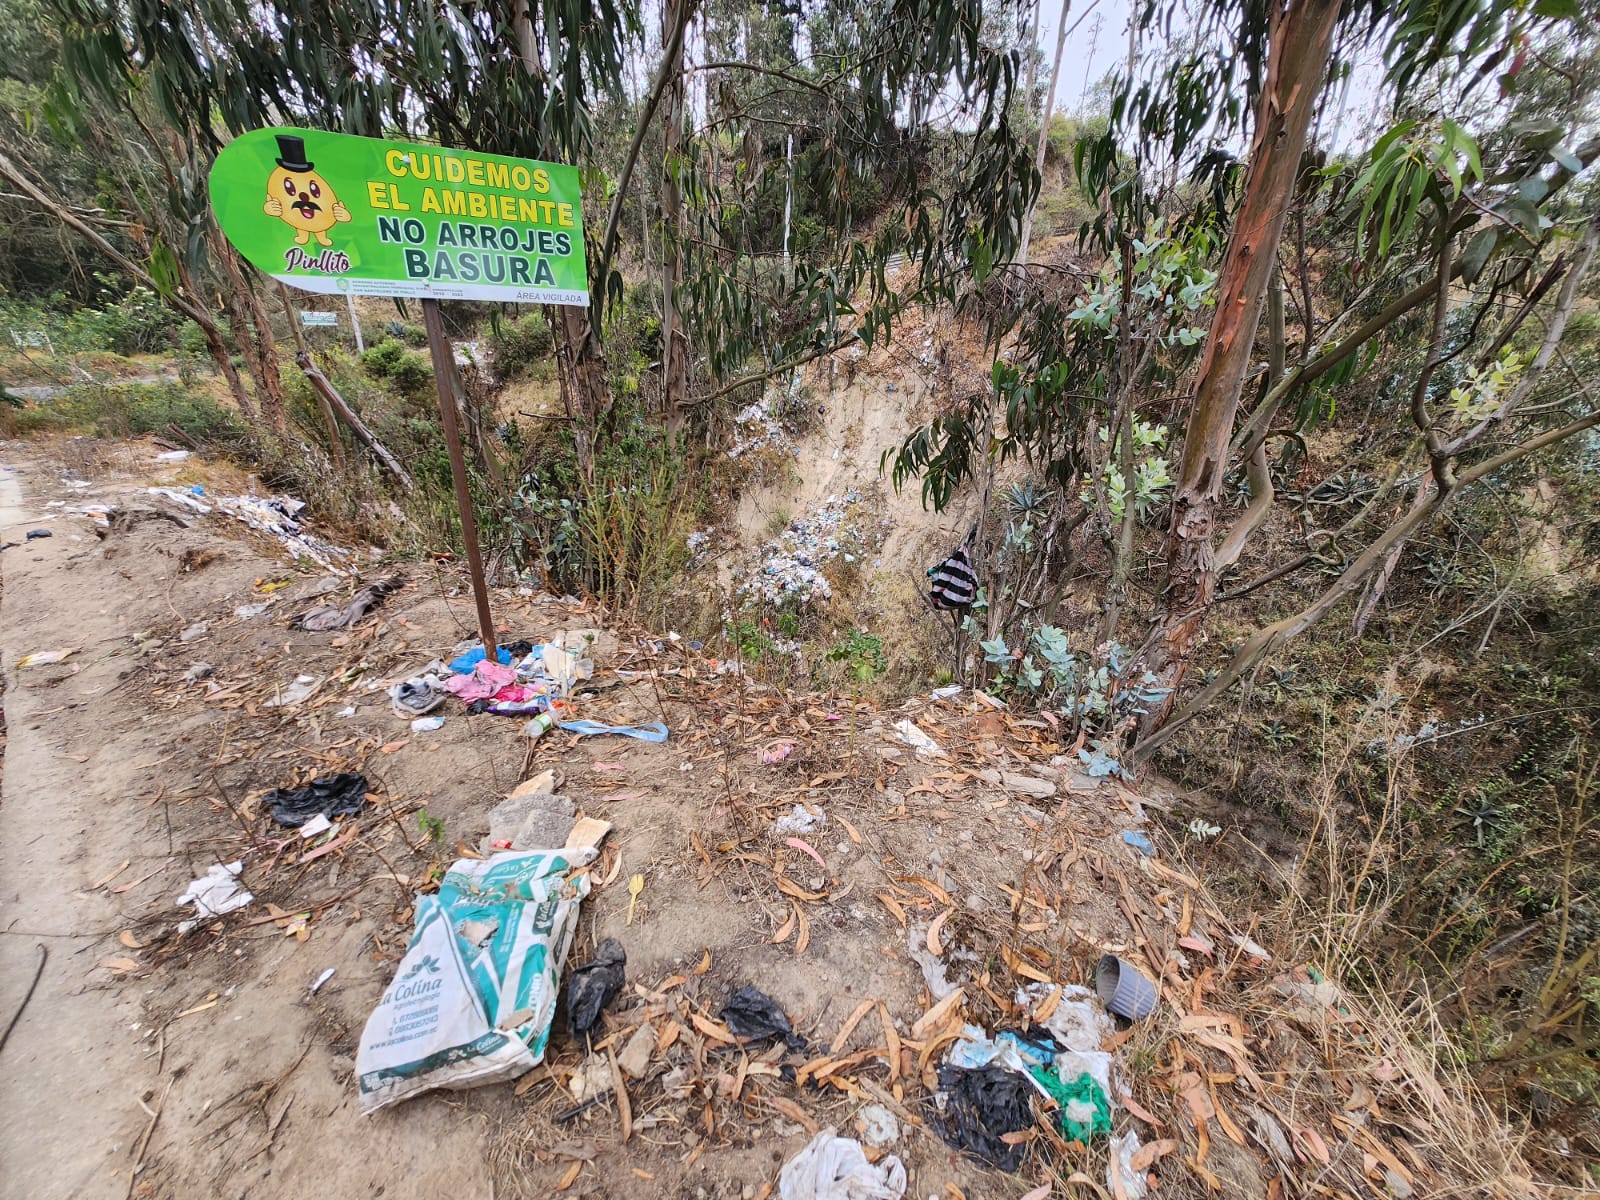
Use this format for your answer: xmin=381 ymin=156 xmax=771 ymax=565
xmin=356 ymin=848 xmax=594 ymax=1114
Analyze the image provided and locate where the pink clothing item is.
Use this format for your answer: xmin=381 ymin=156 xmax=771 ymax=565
xmin=442 ymin=660 xmax=518 ymax=703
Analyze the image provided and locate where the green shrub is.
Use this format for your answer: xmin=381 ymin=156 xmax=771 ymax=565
xmin=361 ymin=338 xmax=433 ymax=395
xmin=12 ymin=381 xmax=240 ymax=444
xmin=490 ymin=312 xmax=554 ymax=379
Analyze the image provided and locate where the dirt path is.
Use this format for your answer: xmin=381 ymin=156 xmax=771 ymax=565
xmin=0 ymin=448 xmax=491 ymax=1199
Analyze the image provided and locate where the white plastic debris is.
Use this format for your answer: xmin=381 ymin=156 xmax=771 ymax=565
xmin=772 ymin=803 xmax=826 ymax=835
xmin=310 ymin=968 xmax=336 ymax=993
xmin=176 ymin=861 xmax=253 ymax=933
xmin=411 ymin=715 xmax=445 ymax=733
xmin=180 ymin=622 xmax=209 ymax=643
xmin=298 ymin=814 xmax=334 ymax=839
xmin=892 ymin=719 xmax=943 ymax=756
xmin=148 ymin=486 xmax=211 ymax=514
xmin=264 ymin=674 xmax=322 ymax=708
xmin=854 ymin=1104 xmax=900 ymax=1148
xmin=234 ymin=602 xmax=272 ymax=619
xmin=1107 ymin=1129 xmax=1149 ymax=1198
xmin=930 ymin=685 xmax=962 ymax=701
xmin=156 ymin=449 xmax=191 ymax=462
xmin=778 ymin=1128 xmax=907 ymax=1200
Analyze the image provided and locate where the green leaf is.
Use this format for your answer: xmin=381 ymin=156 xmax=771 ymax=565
xmin=1549 ymin=144 xmax=1583 ymax=173
xmin=1533 ymin=0 xmax=1580 ymax=18
xmin=1458 ymin=228 xmax=1497 ymax=283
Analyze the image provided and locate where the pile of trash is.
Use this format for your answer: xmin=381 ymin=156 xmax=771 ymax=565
xmin=728 ymin=380 xmax=802 ymax=461
xmin=738 ymin=489 xmax=871 ymax=607
xmin=145 ymin=487 xmax=353 ymax=572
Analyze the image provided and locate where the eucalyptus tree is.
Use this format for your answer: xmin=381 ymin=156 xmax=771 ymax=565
xmin=889 ymin=0 xmax=1598 ymax=770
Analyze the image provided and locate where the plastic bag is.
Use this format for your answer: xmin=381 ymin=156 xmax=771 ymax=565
xmin=356 ymin=848 xmax=594 ymax=1114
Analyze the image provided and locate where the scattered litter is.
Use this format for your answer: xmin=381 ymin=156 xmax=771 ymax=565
xmin=626 ymin=873 xmax=644 ymax=925
xmin=443 ymin=659 xmax=517 ymax=703
xmin=1095 ymin=955 xmax=1159 ymax=1020
xmin=523 ymin=712 xmax=557 ymax=741
xmin=567 ymin=1052 xmax=614 ymax=1103
xmin=1107 ymin=1129 xmax=1150 ymax=1199
xmin=293 ymin=575 xmax=403 ymax=631
xmin=214 ymin=493 xmax=350 ymax=573
xmin=936 ymin=1064 xmax=1034 ymax=1170
xmin=234 ymin=602 xmax=272 ymax=619
xmin=1121 ymin=829 xmax=1156 ymax=856
xmin=176 ymin=861 xmax=254 ymax=933
xmin=17 ymin=648 xmax=77 ymax=668
xmin=772 ymin=804 xmax=826 ymax=835
xmin=566 ymin=938 xmax=626 ymax=1038
xmin=909 ymin=922 xmax=961 ymax=1000
xmin=892 ymin=719 xmax=943 ymax=756
xmin=180 ymin=622 xmax=210 ymax=643
xmin=310 ymin=968 xmax=336 ymax=993
xmin=485 ymin=790 xmax=575 ymax=852
xmin=1032 ymin=1066 xmax=1112 ymax=1142
xmin=559 ymin=720 xmax=669 ymax=743
xmin=760 ymin=741 xmax=795 ymax=764
xmin=778 ymin=1129 xmax=907 ymax=1200
xmin=298 ymin=814 xmax=334 ymax=839
xmin=264 ymin=773 xmax=369 ymax=828
xmin=410 ymin=715 xmax=445 ymax=733
xmin=335 ymin=705 xmax=356 ymax=718
xmin=449 ymin=644 xmax=514 ymax=673
xmin=355 ymin=846 xmax=601 ymax=1113
xmin=947 ymin=1026 xmax=1054 ymax=1081
xmin=184 ymin=662 xmax=214 ymax=682
xmin=1032 ymin=983 xmax=1113 ymax=1052
xmin=721 ymin=985 xmax=807 ymax=1051
xmin=264 ymin=673 xmax=322 ymax=708
xmin=736 ymin=488 xmax=875 ymax=607
xmin=156 ymin=449 xmax=191 ymax=462
xmin=389 ymin=673 xmax=445 ymax=718
xmin=930 ymin=684 xmax=962 ymax=700
xmin=25 ymin=528 xmax=51 ymax=540
xmin=855 ymin=1104 xmax=901 ymax=1149
xmin=148 ymin=486 xmax=210 ymax=514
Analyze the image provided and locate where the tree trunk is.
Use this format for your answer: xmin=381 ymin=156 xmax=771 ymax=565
xmin=660 ymin=0 xmax=693 ymax=436
xmin=1135 ymin=0 xmax=1342 ymax=740
xmin=295 ymin=351 xmax=416 ymax=488
xmin=1016 ymin=0 xmax=1070 ymax=267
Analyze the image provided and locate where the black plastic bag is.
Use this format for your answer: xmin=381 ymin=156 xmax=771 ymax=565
xmin=567 ymin=938 xmax=626 ymax=1038
xmin=937 ymin=1064 xmax=1034 ymax=1171
xmin=265 ymin=773 xmax=370 ymax=827
xmin=720 ymin=985 xmax=808 ymax=1051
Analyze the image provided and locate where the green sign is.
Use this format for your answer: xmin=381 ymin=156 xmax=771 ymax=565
xmin=208 ymin=128 xmax=588 ymax=306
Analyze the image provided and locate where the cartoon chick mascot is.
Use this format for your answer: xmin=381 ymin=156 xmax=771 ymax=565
xmin=263 ymin=134 xmax=351 ymax=247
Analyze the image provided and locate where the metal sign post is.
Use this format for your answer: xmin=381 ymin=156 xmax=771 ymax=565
xmin=422 ymin=299 xmax=497 ymax=660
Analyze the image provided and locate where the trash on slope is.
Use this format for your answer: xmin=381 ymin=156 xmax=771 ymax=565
xmin=1108 ymin=1129 xmax=1150 ymax=1199
xmin=559 ymin=719 xmax=669 ymax=743
xmin=214 ymin=494 xmax=351 ymax=572
xmin=855 ymin=1104 xmax=900 ymax=1148
xmin=1095 ymin=954 xmax=1160 ymax=1020
xmin=355 ymin=843 xmax=602 ymax=1114
xmin=892 ymin=719 xmax=943 ymax=756
xmin=411 ymin=715 xmax=445 ymax=733
xmin=389 ymin=672 xmax=446 ymax=718
xmin=772 ymin=803 xmax=825 ymax=835
xmin=264 ymin=673 xmax=322 ymax=708
xmin=1031 ymin=1064 xmax=1113 ymax=1142
xmin=443 ymin=659 xmax=518 ymax=703
xmin=17 ymin=648 xmax=77 ymax=668
xmin=176 ymin=861 xmax=254 ymax=933
xmin=778 ymin=1129 xmax=907 ymax=1200
xmin=936 ymin=1063 xmax=1034 ymax=1170
xmin=566 ymin=937 xmax=626 ymax=1038
xmin=449 ymin=644 xmax=514 ymax=673
xmin=293 ymin=575 xmax=404 ymax=631
xmin=721 ymin=985 xmax=808 ymax=1051
xmin=264 ymin=773 xmax=369 ymax=827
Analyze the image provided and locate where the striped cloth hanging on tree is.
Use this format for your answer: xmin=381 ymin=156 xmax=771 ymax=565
xmin=927 ymin=530 xmax=979 ymax=611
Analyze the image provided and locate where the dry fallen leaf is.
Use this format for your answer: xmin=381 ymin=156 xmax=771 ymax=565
xmin=555 ymin=1161 xmax=582 ymax=1191
xmin=691 ymin=1013 xmax=737 ymax=1044
xmin=839 ymin=816 xmax=863 ymax=845
xmin=1130 ymin=1138 xmax=1179 ymax=1171
xmin=876 ymin=893 xmax=908 ymax=928
xmin=379 ymin=739 xmax=408 ymax=754
xmin=118 ymin=930 xmax=146 ymax=950
xmin=102 ymin=957 xmax=139 ymax=973
xmin=927 ymin=907 xmax=953 ymax=956
xmin=772 ymin=906 xmax=798 ymax=945
xmin=830 ymin=998 xmax=878 ymax=1055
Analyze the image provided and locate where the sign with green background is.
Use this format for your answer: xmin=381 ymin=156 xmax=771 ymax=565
xmin=209 ymin=128 xmax=588 ymax=306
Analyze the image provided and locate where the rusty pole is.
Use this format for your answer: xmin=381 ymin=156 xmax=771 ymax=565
xmin=422 ymin=298 xmax=498 ymax=661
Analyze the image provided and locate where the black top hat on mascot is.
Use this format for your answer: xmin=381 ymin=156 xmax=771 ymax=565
xmin=274 ymin=134 xmax=315 ymax=173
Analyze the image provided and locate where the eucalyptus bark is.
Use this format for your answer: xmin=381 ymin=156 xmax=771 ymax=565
xmin=1135 ymin=0 xmax=1343 ymax=738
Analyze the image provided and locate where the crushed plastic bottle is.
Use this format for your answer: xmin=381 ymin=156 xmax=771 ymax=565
xmin=524 ymin=712 xmax=557 ymax=740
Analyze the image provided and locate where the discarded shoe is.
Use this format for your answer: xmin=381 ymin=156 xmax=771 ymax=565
xmin=389 ymin=674 xmax=445 ymax=718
